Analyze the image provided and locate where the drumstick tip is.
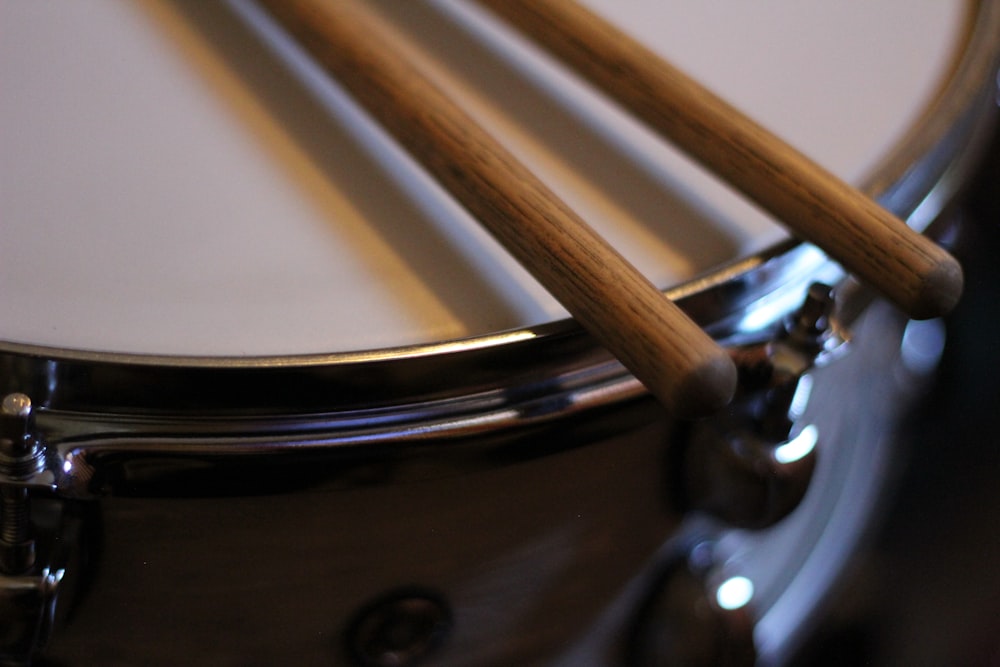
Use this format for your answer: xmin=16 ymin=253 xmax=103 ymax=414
xmin=910 ymin=252 xmax=964 ymax=320
xmin=668 ymin=347 xmax=738 ymax=418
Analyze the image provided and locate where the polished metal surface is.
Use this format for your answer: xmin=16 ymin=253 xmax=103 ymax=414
xmin=673 ymin=284 xmax=843 ymax=530
xmin=627 ymin=539 xmax=756 ymax=666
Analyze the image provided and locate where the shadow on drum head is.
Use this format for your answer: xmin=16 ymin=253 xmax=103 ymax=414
xmin=155 ymin=0 xmax=561 ymax=339
xmin=370 ymin=0 xmax=743 ymax=275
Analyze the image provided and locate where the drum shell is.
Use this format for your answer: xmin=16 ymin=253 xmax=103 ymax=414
xmin=28 ymin=295 xmax=923 ymax=666
xmin=39 ymin=401 xmax=676 ymax=666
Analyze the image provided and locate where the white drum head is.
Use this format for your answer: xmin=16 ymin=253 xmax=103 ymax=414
xmin=0 ymin=1 xmax=963 ymax=355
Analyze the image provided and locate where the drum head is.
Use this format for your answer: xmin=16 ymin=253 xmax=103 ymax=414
xmin=0 ymin=0 xmax=968 ymax=357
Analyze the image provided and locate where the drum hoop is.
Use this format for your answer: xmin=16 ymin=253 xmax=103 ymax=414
xmin=2 ymin=0 xmax=999 ymax=420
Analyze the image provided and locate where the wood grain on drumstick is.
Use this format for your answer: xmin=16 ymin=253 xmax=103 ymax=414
xmin=473 ymin=0 xmax=963 ymax=320
xmin=257 ymin=0 xmax=736 ymax=417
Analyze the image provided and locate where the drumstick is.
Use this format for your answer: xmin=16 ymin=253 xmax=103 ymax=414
xmin=472 ymin=0 xmax=963 ymax=320
xmin=256 ymin=0 xmax=737 ymax=417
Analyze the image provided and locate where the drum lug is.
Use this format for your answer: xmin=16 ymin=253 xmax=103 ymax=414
xmin=674 ymin=283 xmax=847 ymax=529
xmin=0 ymin=393 xmax=63 ymax=666
xmin=731 ymin=283 xmax=848 ymax=435
xmin=627 ymin=538 xmax=756 ymax=666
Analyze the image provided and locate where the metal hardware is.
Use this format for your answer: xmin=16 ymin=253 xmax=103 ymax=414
xmin=0 ymin=393 xmax=63 ymax=666
xmin=345 ymin=588 xmax=452 ymax=667
xmin=674 ymin=284 xmax=846 ymax=529
xmin=0 ymin=393 xmax=46 ymax=575
xmin=751 ymin=283 xmax=847 ymax=439
xmin=0 ymin=567 xmax=63 ymax=665
xmin=627 ymin=539 xmax=756 ymax=666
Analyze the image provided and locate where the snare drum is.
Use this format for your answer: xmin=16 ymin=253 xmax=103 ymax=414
xmin=0 ymin=1 xmax=997 ymax=665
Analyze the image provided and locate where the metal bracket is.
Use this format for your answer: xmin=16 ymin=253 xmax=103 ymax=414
xmin=674 ymin=284 xmax=848 ymax=529
xmin=0 ymin=393 xmax=63 ymax=666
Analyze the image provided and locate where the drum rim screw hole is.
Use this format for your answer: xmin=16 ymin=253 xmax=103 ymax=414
xmin=345 ymin=587 xmax=452 ymax=667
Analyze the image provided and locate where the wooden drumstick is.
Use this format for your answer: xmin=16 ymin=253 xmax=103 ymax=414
xmin=473 ymin=0 xmax=964 ymax=320
xmin=257 ymin=0 xmax=737 ymax=417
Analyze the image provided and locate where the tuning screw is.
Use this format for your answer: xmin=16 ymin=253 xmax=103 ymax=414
xmin=0 ymin=393 xmax=40 ymax=573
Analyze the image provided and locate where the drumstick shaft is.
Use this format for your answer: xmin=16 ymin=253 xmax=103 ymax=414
xmin=473 ymin=0 xmax=963 ymax=320
xmin=257 ymin=0 xmax=736 ymax=417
